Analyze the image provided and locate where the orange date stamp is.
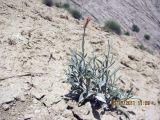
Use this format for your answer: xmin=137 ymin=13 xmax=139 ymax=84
xmin=112 ymin=99 xmax=151 ymax=106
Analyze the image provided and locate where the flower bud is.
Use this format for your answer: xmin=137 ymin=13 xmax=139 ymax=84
xmin=83 ymin=17 xmax=91 ymax=28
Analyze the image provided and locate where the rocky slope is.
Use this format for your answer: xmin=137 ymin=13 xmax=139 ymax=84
xmin=60 ymin=0 xmax=160 ymax=53
xmin=0 ymin=0 xmax=160 ymax=120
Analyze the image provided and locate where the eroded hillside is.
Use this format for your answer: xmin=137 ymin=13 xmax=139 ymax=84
xmin=0 ymin=0 xmax=160 ymax=120
xmin=60 ymin=0 xmax=160 ymax=52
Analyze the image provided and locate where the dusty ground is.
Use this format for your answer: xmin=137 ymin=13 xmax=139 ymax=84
xmin=0 ymin=0 xmax=160 ymax=120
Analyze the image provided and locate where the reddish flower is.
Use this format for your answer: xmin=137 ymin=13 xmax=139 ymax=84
xmin=83 ymin=17 xmax=91 ymax=29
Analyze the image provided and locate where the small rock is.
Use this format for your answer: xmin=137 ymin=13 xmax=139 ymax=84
xmin=10 ymin=112 xmax=16 ymax=116
xmin=34 ymin=109 xmax=41 ymax=114
xmin=32 ymin=91 xmax=45 ymax=100
xmin=120 ymin=61 xmax=131 ymax=68
xmin=72 ymin=105 xmax=90 ymax=119
xmin=158 ymin=100 xmax=160 ymax=105
xmin=15 ymin=96 xmax=26 ymax=102
xmin=66 ymin=105 xmax=73 ymax=110
xmin=80 ymin=107 xmax=90 ymax=115
xmin=146 ymin=62 xmax=158 ymax=69
xmin=83 ymin=102 xmax=91 ymax=115
xmin=8 ymin=38 xmax=16 ymax=45
xmin=128 ymin=55 xmax=139 ymax=61
xmin=120 ymin=61 xmax=137 ymax=70
xmin=2 ymin=104 xmax=10 ymax=111
xmin=62 ymin=109 xmax=73 ymax=118
xmin=42 ymin=94 xmax=61 ymax=106
xmin=142 ymin=108 xmax=146 ymax=111
xmin=52 ymin=100 xmax=67 ymax=112
xmin=101 ymin=114 xmax=117 ymax=120
xmin=33 ymin=98 xmax=39 ymax=104
xmin=47 ymin=88 xmax=53 ymax=92
xmin=19 ymin=95 xmax=26 ymax=102
xmin=24 ymin=114 xmax=34 ymax=120
xmin=59 ymin=15 xmax=69 ymax=20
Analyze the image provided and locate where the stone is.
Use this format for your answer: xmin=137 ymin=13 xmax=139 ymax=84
xmin=24 ymin=114 xmax=34 ymax=120
xmin=62 ymin=109 xmax=73 ymax=118
xmin=42 ymin=94 xmax=61 ymax=106
xmin=34 ymin=109 xmax=41 ymax=114
xmin=2 ymin=104 xmax=10 ymax=111
xmin=128 ymin=55 xmax=139 ymax=61
xmin=32 ymin=91 xmax=45 ymax=100
xmin=19 ymin=95 xmax=26 ymax=102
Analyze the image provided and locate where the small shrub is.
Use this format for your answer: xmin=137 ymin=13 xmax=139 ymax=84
xmin=138 ymin=44 xmax=146 ymax=50
xmin=132 ymin=24 xmax=140 ymax=32
xmin=146 ymin=49 xmax=154 ymax=55
xmin=135 ymin=44 xmax=153 ymax=54
xmin=70 ymin=9 xmax=82 ymax=20
xmin=104 ymin=20 xmax=121 ymax=35
xmin=65 ymin=19 xmax=134 ymax=119
xmin=124 ymin=31 xmax=130 ymax=36
xmin=63 ymin=3 xmax=70 ymax=10
xmin=43 ymin=0 xmax=54 ymax=7
xmin=144 ymin=34 xmax=150 ymax=40
xmin=55 ymin=2 xmax=62 ymax=8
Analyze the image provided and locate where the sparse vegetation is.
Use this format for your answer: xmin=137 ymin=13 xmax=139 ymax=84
xmin=124 ymin=31 xmax=130 ymax=36
xmin=132 ymin=24 xmax=140 ymax=32
xmin=70 ymin=9 xmax=82 ymax=20
xmin=137 ymin=44 xmax=146 ymax=50
xmin=66 ymin=18 xmax=133 ymax=119
xmin=43 ymin=0 xmax=54 ymax=7
xmin=135 ymin=44 xmax=154 ymax=54
xmin=144 ymin=34 xmax=150 ymax=40
xmin=104 ymin=20 xmax=122 ymax=35
xmin=43 ymin=0 xmax=81 ymax=20
xmin=63 ymin=3 xmax=70 ymax=10
xmin=146 ymin=49 xmax=154 ymax=55
xmin=55 ymin=2 xmax=62 ymax=8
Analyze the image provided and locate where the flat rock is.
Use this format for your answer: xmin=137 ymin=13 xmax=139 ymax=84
xmin=31 ymin=91 xmax=45 ymax=100
xmin=24 ymin=114 xmax=34 ymax=120
xmin=2 ymin=104 xmax=10 ymax=111
xmin=42 ymin=94 xmax=61 ymax=107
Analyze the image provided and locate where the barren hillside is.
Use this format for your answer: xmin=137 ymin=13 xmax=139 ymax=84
xmin=60 ymin=0 xmax=160 ymax=52
xmin=0 ymin=0 xmax=160 ymax=120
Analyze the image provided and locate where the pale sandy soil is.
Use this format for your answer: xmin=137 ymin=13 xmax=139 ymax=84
xmin=0 ymin=0 xmax=160 ymax=120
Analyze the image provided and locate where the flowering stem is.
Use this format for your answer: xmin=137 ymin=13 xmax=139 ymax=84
xmin=82 ymin=17 xmax=91 ymax=57
xmin=82 ymin=27 xmax=86 ymax=57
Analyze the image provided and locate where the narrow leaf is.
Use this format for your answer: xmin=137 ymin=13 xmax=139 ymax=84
xmin=95 ymin=93 xmax=106 ymax=103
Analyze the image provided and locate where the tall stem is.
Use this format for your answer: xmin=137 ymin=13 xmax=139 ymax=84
xmin=82 ymin=27 xmax=86 ymax=57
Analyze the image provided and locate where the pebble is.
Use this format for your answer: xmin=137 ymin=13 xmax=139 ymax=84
xmin=2 ymin=104 xmax=10 ymax=111
xmin=24 ymin=114 xmax=34 ymax=120
xmin=34 ymin=109 xmax=41 ymax=114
